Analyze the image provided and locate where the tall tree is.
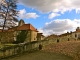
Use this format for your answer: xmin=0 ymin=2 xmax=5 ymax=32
xmin=0 ymin=0 xmax=18 ymax=32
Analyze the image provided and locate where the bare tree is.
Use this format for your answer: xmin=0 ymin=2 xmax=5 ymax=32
xmin=0 ymin=0 xmax=18 ymax=32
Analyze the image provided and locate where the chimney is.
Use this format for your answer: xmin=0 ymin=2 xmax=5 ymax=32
xmin=18 ymin=19 xmax=25 ymax=26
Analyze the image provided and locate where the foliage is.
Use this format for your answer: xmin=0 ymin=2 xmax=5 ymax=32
xmin=0 ymin=0 xmax=18 ymax=31
xmin=14 ymin=30 xmax=28 ymax=44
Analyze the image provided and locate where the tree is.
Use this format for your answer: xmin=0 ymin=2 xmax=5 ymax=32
xmin=0 ymin=0 xmax=18 ymax=32
xmin=16 ymin=30 xmax=28 ymax=44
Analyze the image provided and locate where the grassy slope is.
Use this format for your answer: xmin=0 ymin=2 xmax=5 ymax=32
xmin=43 ymin=41 xmax=80 ymax=60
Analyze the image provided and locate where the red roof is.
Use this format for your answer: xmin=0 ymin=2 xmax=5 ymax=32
xmin=58 ymin=32 xmax=72 ymax=37
xmin=17 ymin=24 xmax=38 ymax=32
xmin=75 ymin=30 xmax=80 ymax=33
xmin=0 ymin=23 xmax=38 ymax=32
xmin=44 ymin=34 xmax=58 ymax=40
xmin=8 ymin=26 xmax=18 ymax=31
xmin=0 ymin=29 xmax=2 ymax=32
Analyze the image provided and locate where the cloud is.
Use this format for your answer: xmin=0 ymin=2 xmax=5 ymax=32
xmin=38 ymin=28 xmax=51 ymax=36
xmin=19 ymin=9 xmax=39 ymax=19
xmin=19 ymin=0 xmax=80 ymax=13
xmin=48 ymin=13 xmax=60 ymax=19
xmin=38 ymin=19 xmax=80 ymax=36
xmin=44 ymin=19 xmax=76 ymax=31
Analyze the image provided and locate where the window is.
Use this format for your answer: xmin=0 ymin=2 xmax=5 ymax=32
xmin=75 ymin=34 xmax=77 ymax=37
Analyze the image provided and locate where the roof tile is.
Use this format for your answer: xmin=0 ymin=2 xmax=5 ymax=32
xmin=17 ymin=24 xmax=38 ymax=32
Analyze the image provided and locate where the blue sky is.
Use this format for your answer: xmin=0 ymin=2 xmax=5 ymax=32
xmin=17 ymin=0 xmax=80 ymax=36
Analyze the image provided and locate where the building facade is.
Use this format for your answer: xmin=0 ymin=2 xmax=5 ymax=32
xmin=0 ymin=20 xmax=44 ymax=44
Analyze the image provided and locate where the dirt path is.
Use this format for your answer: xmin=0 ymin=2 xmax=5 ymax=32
xmin=3 ymin=51 xmax=73 ymax=60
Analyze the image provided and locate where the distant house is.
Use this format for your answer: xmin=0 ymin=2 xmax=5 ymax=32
xmin=9 ymin=19 xmax=39 ymax=43
xmin=44 ymin=27 xmax=80 ymax=42
xmin=71 ymin=27 xmax=80 ymax=40
xmin=37 ymin=33 xmax=45 ymax=41
xmin=58 ymin=27 xmax=80 ymax=41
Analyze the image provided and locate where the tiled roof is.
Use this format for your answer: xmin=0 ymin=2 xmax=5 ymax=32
xmin=58 ymin=32 xmax=72 ymax=37
xmin=44 ymin=34 xmax=58 ymax=40
xmin=17 ymin=24 xmax=38 ymax=32
xmin=38 ymin=33 xmax=43 ymax=35
xmin=37 ymin=33 xmax=43 ymax=37
xmin=41 ymin=34 xmax=45 ymax=37
xmin=75 ymin=30 xmax=80 ymax=33
xmin=8 ymin=26 xmax=18 ymax=31
xmin=0 ymin=29 xmax=2 ymax=32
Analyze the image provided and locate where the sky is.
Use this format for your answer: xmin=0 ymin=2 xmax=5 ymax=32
xmin=17 ymin=0 xmax=80 ymax=36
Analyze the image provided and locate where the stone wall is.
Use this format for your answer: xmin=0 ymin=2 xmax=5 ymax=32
xmin=46 ymin=35 xmax=76 ymax=43
xmin=58 ymin=35 xmax=75 ymax=42
xmin=0 ymin=40 xmax=50 ymax=59
xmin=0 ymin=32 xmax=14 ymax=44
xmin=0 ymin=30 xmax=39 ymax=44
xmin=0 ymin=30 xmax=33 ymax=44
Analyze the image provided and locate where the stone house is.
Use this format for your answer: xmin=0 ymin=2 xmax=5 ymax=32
xmin=0 ymin=20 xmax=43 ymax=44
xmin=37 ymin=33 xmax=45 ymax=41
xmin=44 ymin=27 xmax=80 ymax=42
xmin=71 ymin=27 xmax=80 ymax=40
xmin=16 ymin=23 xmax=38 ymax=43
xmin=57 ymin=27 xmax=80 ymax=41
